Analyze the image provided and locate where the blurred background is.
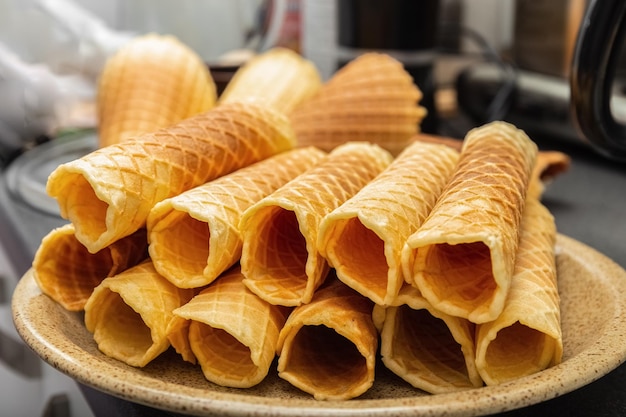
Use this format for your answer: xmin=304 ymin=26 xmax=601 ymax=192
xmin=0 ymin=0 xmax=600 ymax=156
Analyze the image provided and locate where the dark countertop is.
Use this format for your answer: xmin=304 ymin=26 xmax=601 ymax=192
xmin=3 ymin=127 xmax=626 ymax=417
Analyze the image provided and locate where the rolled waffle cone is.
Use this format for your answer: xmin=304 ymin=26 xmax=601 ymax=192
xmin=403 ymin=121 xmax=538 ymax=323
xmin=239 ymin=142 xmax=393 ymax=306
xmin=318 ymin=141 xmax=459 ymax=306
xmin=218 ymin=47 xmax=322 ymax=115
xmin=171 ymin=265 xmax=290 ymax=388
xmin=290 ymin=52 xmax=427 ymax=156
xmin=276 ymin=279 xmax=377 ymax=400
xmin=97 ymin=34 xmax=217 ymax=147
xmin=147 ymin=147 xmax=326 ymax=289
xmin=32 ymin=224 xmax=148 ymax=311
xmin=84 ymin=260 xmax=194 ymax=367
xmin=47 ymin=101 xmax=297 ymax=254
xmin=377 ymin=284 xmax=483 ymax=394
xmin=475 ymin=197 xmax=562 ymax=385
xmin=411 ymin=133 xmax=571 ymax=199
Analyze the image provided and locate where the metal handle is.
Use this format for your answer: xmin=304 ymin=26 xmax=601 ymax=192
xmin=570 ymin=0 xmax=626 ymax=160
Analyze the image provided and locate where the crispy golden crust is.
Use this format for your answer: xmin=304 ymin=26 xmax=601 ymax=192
xmin=405 ymin=121 xmax=538 ymax=323
xmin=47 ymin=102 xmax=296 ymax=253
xmin=97 ymin=34 xmax=217 ymax=147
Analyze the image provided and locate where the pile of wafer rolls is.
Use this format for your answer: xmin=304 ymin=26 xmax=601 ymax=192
xmin=32 ymin=38 xmax=572 ymax=400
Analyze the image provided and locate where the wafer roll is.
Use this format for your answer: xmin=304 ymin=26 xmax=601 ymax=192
xmin=147 ymin=147 xmax=326 ymax=289
xmin=290 ymin=52 xmax=427 ymax=156
xmin=97 ymin=34 xmax=217 ymax=147
xmin=47 ymin=102 xmax=296 ymax=254
xmin=377 ymin=284 xmax=482 ymax=394
xmin=404 ymin=121 xmax=538 ymax=323
xmin=276 ymin=279 xmax=377 ymax=400
xmin=172 ymin=265 xmax=290 ymax=388
xmin=475 ymin=198 xmax=562 ymax=385
xmin=84 ymin=260 xmax=194 ymax=367
xmin=239 ymin=142 xmax=393 ymax=306
xmin=318 ymin=141 xmax=459 ymax=305
xmin=32 ymin=224 xmax=148 ymax=311
xmin=218 ymin=47 xmax=322 ymax=114
xmin=411 ymin=133 xmax=570 ymax=199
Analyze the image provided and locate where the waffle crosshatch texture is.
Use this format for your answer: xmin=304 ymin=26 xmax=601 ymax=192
xmin=34 ymin=46 xmax=571 ymax=400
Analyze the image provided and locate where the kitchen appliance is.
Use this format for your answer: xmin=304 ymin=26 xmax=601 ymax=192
xmin=0 ymin=131 xmax=95 ymax=417
xmin=570 ymin=0 xmax=626 ymax=160
xmin=457 ymin=0 xmax=626 ymax=161
xmin=301 ymin=0 xmax=441 ymax=133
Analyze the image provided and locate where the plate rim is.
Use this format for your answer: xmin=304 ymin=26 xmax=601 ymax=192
xmin=12 ymin=233 xmax=626 ymax=417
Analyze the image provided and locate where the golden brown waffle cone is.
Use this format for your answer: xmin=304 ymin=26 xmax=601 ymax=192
xmin=475 ymin=198 xmax=562 ymax=385
xmin=276 ymin=279 xmax=377 ymax=400
xmin=84 ymin=260 xmax=194 ymax=367
xmin=404 ymin=121 xmax=538 ymax=323
xmin=218 ymin=47 xmax=322 ymax=115
xmin=97 ymin=34 xmax=217 ymax=147
xmin=377 ymin=284 xmax=483 ymax=394
xmin=290 ymin=52 xmax=427 ymax=156
xmin=47 ymin=101 xmax=297 ymax=254
xmin=318 ymin=141 xmax=459 ymax=306
xmin=32 ymin=224 xmax=148 ymax=311
xmin=411 ymin=133 xmax=571 ymax=199
xmin=147 ymin=147 xmax=326 ymax=289
xmin=239 ymin=142 xmax=393 ymax=306
xmin=171 ymin=265 xmax=290 ymax=388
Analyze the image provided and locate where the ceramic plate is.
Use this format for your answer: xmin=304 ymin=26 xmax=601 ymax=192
xmin=12 ymin=234 xmax=626 ymax=417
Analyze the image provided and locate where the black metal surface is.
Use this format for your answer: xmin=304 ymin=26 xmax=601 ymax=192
xmin=570 ymin=0 xmax=626 ymax=161
xmin=337 ymin=0 xmax=441 ymax=50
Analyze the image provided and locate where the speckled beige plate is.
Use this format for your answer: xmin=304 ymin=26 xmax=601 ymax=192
xmin=12 ymin=234 xmax=626 ymax=417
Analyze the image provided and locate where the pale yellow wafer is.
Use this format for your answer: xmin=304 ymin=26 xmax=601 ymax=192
xmin=32 ymin=224 xmax=148 ymax=311
xmin=318 ymin=141 xmax=459 ymax=305
xmin=276 ymin=279 xmax=377 ymax=400
xmin=404 ymin=121 xmax=538 ymax=323
xmin=97 ymin=34 xmax=217 ymax=147
xmin=291 ymin=52 xmax=427 ymax=156
xmin=47 ymin=102 xmax=296 ymax=254
xmin=172 ymin=265 xmax=290 ymax=388
xmin=411 ymin=133 xmax=571 ymax=199
xmin=84 ymin=260 xmax=194 ymax=367
xmin=218 ymin=47 xmax=322 ymax=114
xmin=377 ymin=284 xmax=483 ymax=393
xmin=239 ymin=142 xmax=393 ymax=306
xmin=147 ymin=147 xmax=326 ymax=288
xmin=475 ymin=198 xmax=562 ymax=385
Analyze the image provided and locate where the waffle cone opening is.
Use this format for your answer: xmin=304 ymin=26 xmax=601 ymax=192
xmin=419 ymin=242 xmax=496 ymax=310
xmin=480 ymin=322 xmax=558 ymax=384
xmin=279 ymin=324 xmax=369 ymax=399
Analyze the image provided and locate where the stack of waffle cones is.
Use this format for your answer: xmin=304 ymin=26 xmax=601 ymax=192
xmin=32 ymin=42 xmax=572 ymax=401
